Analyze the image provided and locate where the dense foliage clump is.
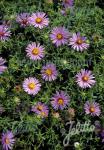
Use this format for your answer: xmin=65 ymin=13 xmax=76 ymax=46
xmin=0 ymin=0 xmax=104 ymax=149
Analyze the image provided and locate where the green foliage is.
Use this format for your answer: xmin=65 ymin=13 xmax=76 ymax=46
xmin=0 ymin=0 xmax=104 ymax=149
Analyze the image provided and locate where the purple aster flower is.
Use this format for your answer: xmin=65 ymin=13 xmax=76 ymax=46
xmin=84 ymin=101 xmax=101 ymax=116
xmin=29 ymin=12 xmax=49 ymax=29
xmin=16 ymin=13 xmax=30 ymax=27
xmin=62 ymin=0 xmax=74 ymax=8
xmin=50 ymin=27 xmax=70 ymax=47
xmin=76 ymin=69 xmax=96 ymax=89
xmin=0 ymin=57 xmax=7 ymax=74
xmin=51 ymin=91 xmax=70 ymax=110
xmin=0 ymin=25 xmax=11 ymax=41
xmin=69 ymin=33 xmax=89 ymax=51
xmin=26 ymin=42 xmax=45 ymax=60
xmin=1 ymin=131 xmax=15 ymax=150
xmin=41 ymin=63 xmax=58 ymax=81
xmin=22 ymin=77 xmax=41 ymax=95
xmin=31 ymin=102 xmax=49 ymax=118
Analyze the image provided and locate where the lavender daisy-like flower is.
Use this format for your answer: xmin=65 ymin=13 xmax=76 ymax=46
xmin=0 ymin=57 xmax=7 ymax=74
xmin=1 ymin=131 xmax=15 ymax=150
xmin=22 ymin=77 xmax=41 ymax=95
xmin=41 ymin=63 xmax=58 ymax=81
xmin=69 ymin=33 xmax=89 ymax=51
xmin=51 ymin=91 xmax=70 ymax=110
xmin=16 ymin=13 xmax=30 ymax=27
xmin=26 ymin=42 xmax=45 ymax=60
xmin=84 ymin=101 xmax=101 ymax=116
xmin=29 ymin=12 xmax=49 ymax=29
xmin=62 ymin=0 xmax=74 ymax=8
xmin=76 ymin=69 xmax=96 ymax=89
xmin=31 ymin=102 xmax=49 ymax=118
xmin=0 ymin=25 xmax=11 ymax=41
xmin=50 ymin=27 xmax=70 ymax=47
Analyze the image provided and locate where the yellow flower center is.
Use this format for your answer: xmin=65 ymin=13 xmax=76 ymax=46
xmin=41 ymin=112 xmax=46 ymax=117
xmin=58 ymin=98 xmax=64 ymax=105
xmin=28 ymin=83 xmax=35 ymax=90
xmin=45 ymin=69 xmax=52 ymax=76
xmin=76 ymin=39 xmax=83 ymax=45
xmin=82 ymin=76 xmax=89 ymax=82
xmin=5 ymin=137 xmax=10 ymax=144
xmin=32 ymin=48 xmax=39 ymax=55
xmin=57 ymin=33 xmax=63 ymax=40
xmin=35 ymin=17 xmax=42 ymax=23
xmin=37 ymin=105 xmax=43 ymax=111
xmin=89 ymin=106 xmax=95 ymax=113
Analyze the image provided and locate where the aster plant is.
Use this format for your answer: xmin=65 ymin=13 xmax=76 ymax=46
xmin=16 ymin=13 xmax=30 ymax=27
xmin=50 ymin=27 xmax=70 ymax=47
xmin=31 ymin=102 xmax=49 ymax=118
xmin=75 ymin=69 xmax=96 ymax=89
xmin=0 ymin=25 xmax=11 ymax=41
xmin=0 ymin=0 xmax=104 ymax=149
xmin=84 ymin=101 xmax=101 ymax=116
xmin=29 ymin=12 xmax=49 ymax=29
xmin=69 ymin=33 xmax=89 ymax=51
xmin=51 ymin=91 xmax=70 ymax=110
xmin=22 ymin=77 xmax=41 ymax=95
xmin=1 ymin=131 xmax=15 ymax=150
xmin=41 ymin=63 xmax=58 ymax=81
xmin=26 ymin=42 xmax=45 ymax=60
